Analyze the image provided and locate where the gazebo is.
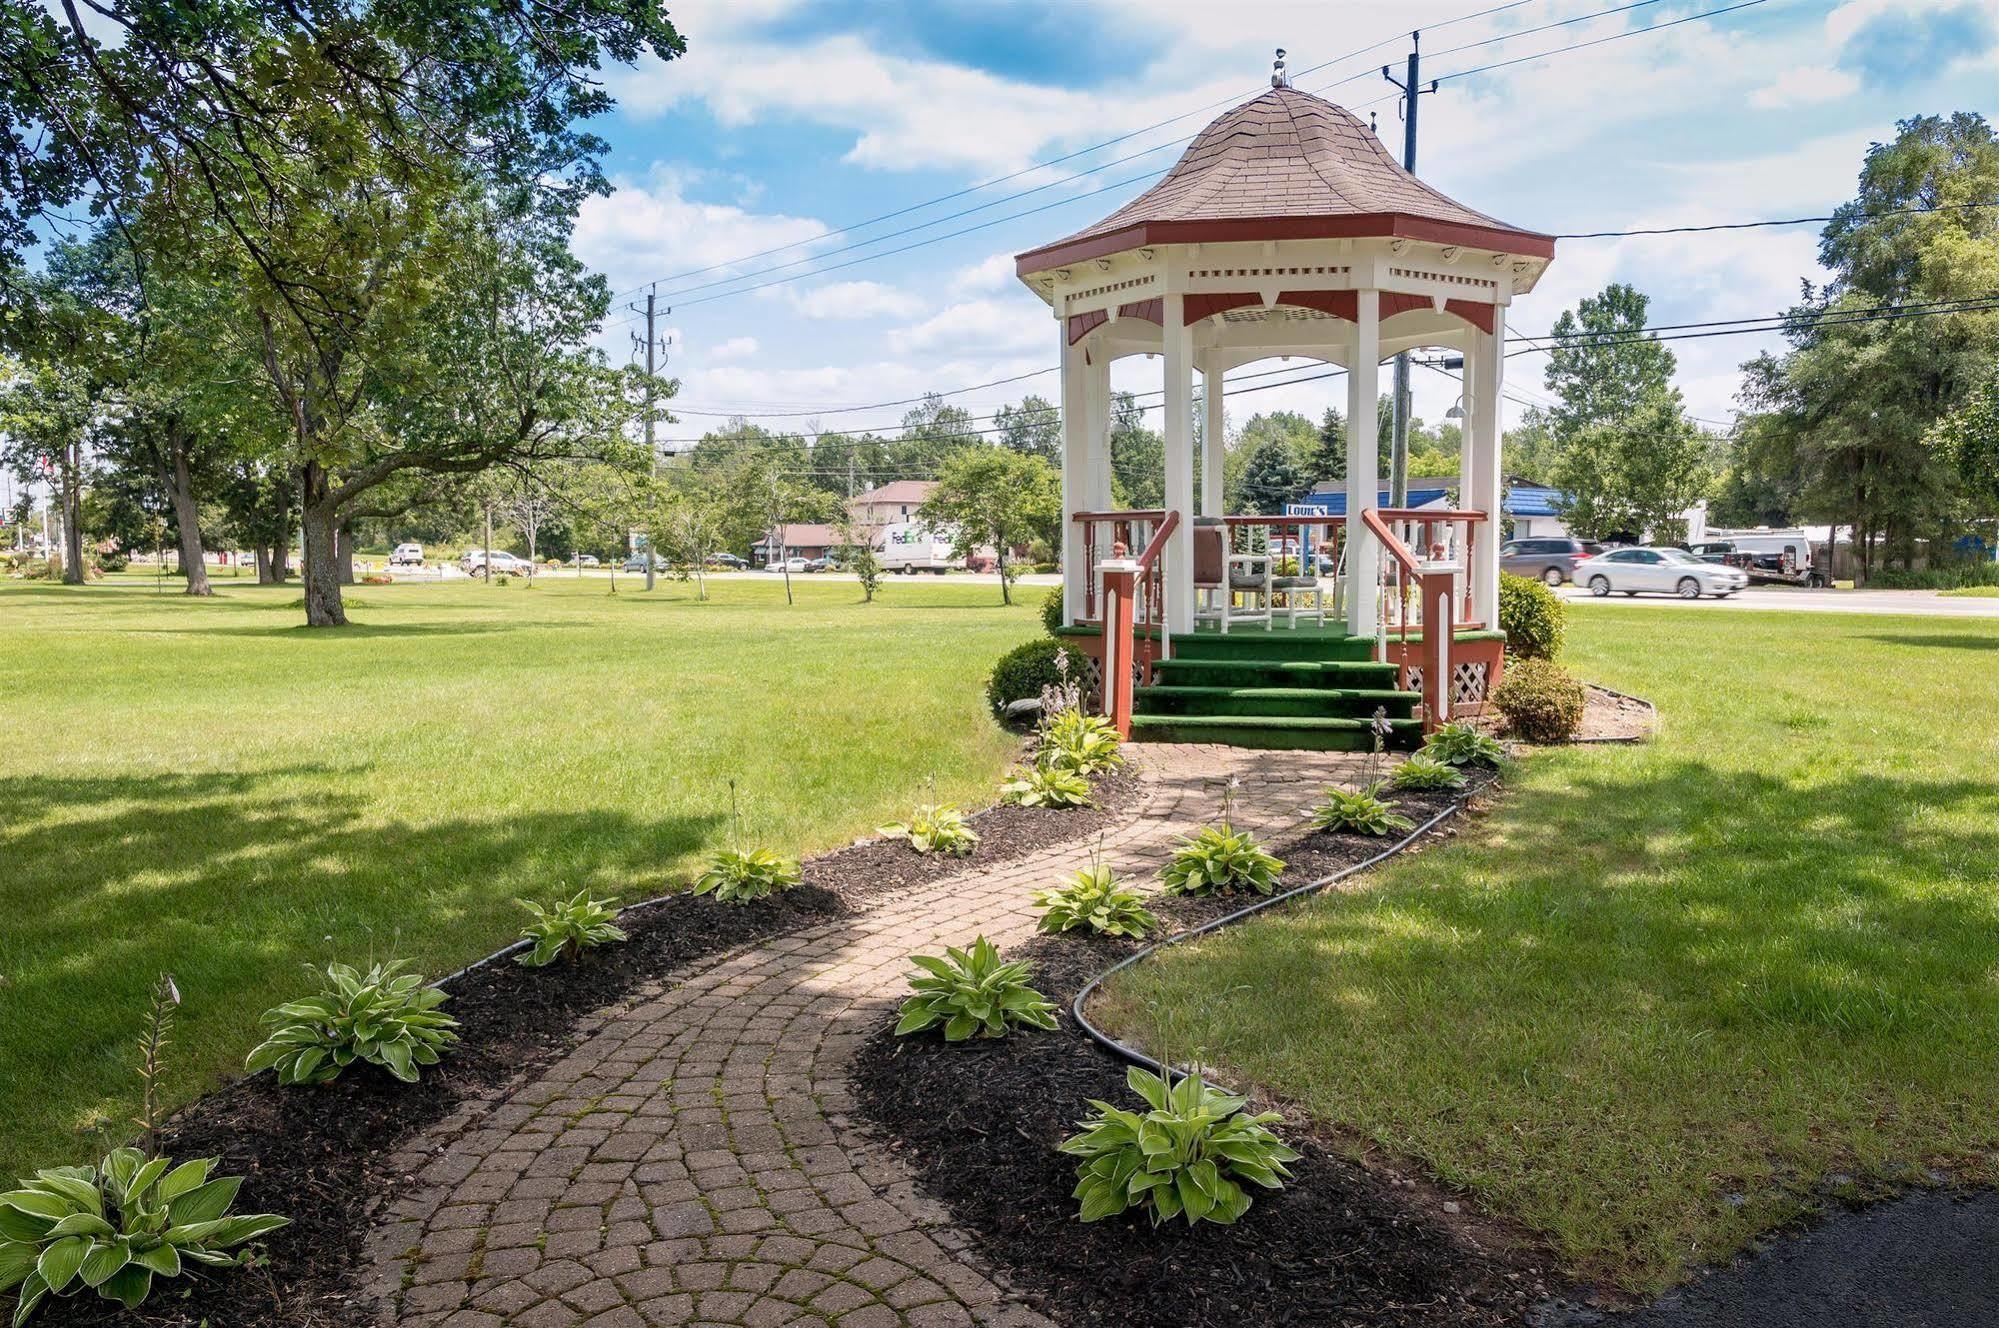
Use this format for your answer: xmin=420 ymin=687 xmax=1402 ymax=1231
xmin=1014 ymin=55 xmax=1554 ymax=748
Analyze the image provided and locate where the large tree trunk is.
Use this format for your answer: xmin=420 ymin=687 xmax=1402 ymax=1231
xmin=255 ymin=543 xmax=273 ymax=584
xmin=61 ymin=442 xmax=85 ymax=585
xmin=164 ymin=432 xmax=212 ymax=597
xmin=337 ymin=522 xmax=357 ymax=585
xmin=300 ymin=462 xmax=347 ymax=626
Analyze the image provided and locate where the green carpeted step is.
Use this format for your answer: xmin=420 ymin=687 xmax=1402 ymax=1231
xmin=1129 ymin=713 xmax=1423 ymax=752
xmin=1136 ymin=685 xmax=1418 ymax=720
xmin=1149 ymin=657 xmax=1403 ymax=690
xmin=1169 ymin=630 xmax=1379 ymax=662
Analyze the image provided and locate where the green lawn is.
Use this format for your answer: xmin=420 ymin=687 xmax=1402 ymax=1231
xmin=0 ymin=576 xmax=1035 ymax=1173
xmin=1104 ymin=607 xmax=1999 ymax=1292
xmin=1942 ymin=585 xmax=1999 ymax=597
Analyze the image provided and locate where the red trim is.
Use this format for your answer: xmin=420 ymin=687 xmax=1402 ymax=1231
xmin=1380 ymin=291 xmax=1429 ymax=320
xmin=1118 ymin=297 xmax=1163 ymax=325
xmin=1066 ymin=308 xmax=1107 ymax=345
xmin=1446 ymin=299 xmax=1495 ymax=334
xmin=1074 ymin=291 xmax=1499 ymax=341
xmin=1017 ymin=213 xmax=1554 ymax=276
xmin=1276 ymin=289 xmax=1358 ymax=321
xmin=1183 ymin=292 xmax=1262 ymax=323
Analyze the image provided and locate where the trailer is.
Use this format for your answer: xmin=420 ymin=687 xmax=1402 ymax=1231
xmin=1688 ymin=531 xmax=1831 ymax=588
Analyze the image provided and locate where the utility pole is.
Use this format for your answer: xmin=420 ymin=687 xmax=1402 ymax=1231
xmin=1383 ymin=33 xmax=1438 ymax=509
xmin=629 ymin=286 xmax=671 ymax=590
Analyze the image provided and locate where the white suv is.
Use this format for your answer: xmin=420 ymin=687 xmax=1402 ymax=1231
xmin=390 ymin=543 xmax=424 ymax=566
xmin=461 ymin=550 xmax=533 ymax=578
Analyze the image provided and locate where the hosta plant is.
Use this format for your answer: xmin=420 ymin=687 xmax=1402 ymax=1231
xmin=1034 ymin=864 xmax=1158 ymax=939
xmin=246 ymin=960 xmax=459 ymax=1085
xmin=1389 ymin=752 xmax=1468 ymax=792
xmin=516 ymin=891 xmax=628 ymax=967
xmin=0 ymin=1147 xmax=289 ymax=1322
xmin=878 ymin=803 xmax=981 ymax=857
xmin=1041 ymin=709 xmax=1124 ymax=776
xmin=1000 ymin=760 xmax=1094 ymax=809
xmin=1159 ymin=825 xmax=1284 ymax=896
xmin=1308 ymin=782 xmax=1416 ymax=837
xmin=1059 ymin=1067 xmax=1300 ymax=1227
xmin=894 ymin=937 xmax=1059 ymax=1041
xmin=692 ymin=848 xmax=801 ymax=904
xmin=1421 ymin=719 xmax=1506 ymax=769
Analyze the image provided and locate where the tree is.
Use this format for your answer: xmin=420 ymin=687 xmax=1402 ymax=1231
xmin=835 ymin=509 xmax=885 ymax=602
xmin=1543 ymin=283 xmax=1679 ymax=442
xmin=1108 ymin=392 xmax=1163 ymax=508
xmin=994 ymin=394 xmax=1059 ymax=462
xmin=1307 ymin=407 xmax=1347 ymax=487
xmin=1235 ymin=437 xmax=1307 ymax=515
xmin=1550 ymin=389 xmax=1714 ymax=542
xmin=0 ymin=358 xmax=94 ymax=582
xmin=922 ymin=448 xmax=1060 ymax=605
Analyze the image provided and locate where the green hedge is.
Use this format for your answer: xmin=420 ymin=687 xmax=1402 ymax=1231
xmin=1498 ymin=571 xmax=1566 ymax=659
xmin=1492 ymin=657 xmax=1586 ymax=743
xmin=986 ymin=637 xmax=1069 ymax=717
xmin=1868 ymin=563 xmax=1999 ymax=590
xmin=1039 ymin=585 xmax=1064 ymax=635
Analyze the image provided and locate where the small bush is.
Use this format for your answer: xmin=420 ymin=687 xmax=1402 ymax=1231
xmin=1492 ymin=657 xmax=1586 ymax=744
xmin=1034 ymin=864 xmax=1158 ymax=938
xmin=361 ymin=572 xmax=394 ymax=585
xmin=1309 ymin=782 xmax=1415 ymax=837
xmin=894 ymin=937 xmax=1058 ymax=1041
xmin=1038 ymin=585 xmax=1064 ymax=635
xmin=878 ymin=803 xmax=981 ymax=857
xmin=0 ymin=1147 xmax=289 ymax=1322
xmin=1160 ymin=825 xmax=1284 ymax=896
xmin=1001 ymin=760 xmax=1094 ymax=808
xmin=1059 ymin=1066 xmax=1300 ymax=1227
xmin=516 ymin=891 xmax=628 ymax=966
xmin=246 ymin=960 xmax=459 ymax=1085
xmin=1498 ymin=571 xmax=1566 ymax=659
xmin=1389 ymin=752 xmax=1467 ymax=792
xmin=986 ymin=637 xmax=1068 ymax=716
xmin=1868 ymin=563 xmax=1999 ymax=590
xmin=692 ymin=848 xmax=800 ymax=904
xmin=1041 ymin=709 xmax=1122 ymax=775
xmin=1422 ymin=720 xmax=1506 ymax=768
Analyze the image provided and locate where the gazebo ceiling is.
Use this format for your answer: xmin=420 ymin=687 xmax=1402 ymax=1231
xmin=1015 ymin=85 xmax=1553 ymax=277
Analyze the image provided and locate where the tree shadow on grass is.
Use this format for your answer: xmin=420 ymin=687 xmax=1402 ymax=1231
xmin=0 ymin=766 xmax=722 ymax=1168
xmin=1859 ymin=632 xmax=1999 ymax=651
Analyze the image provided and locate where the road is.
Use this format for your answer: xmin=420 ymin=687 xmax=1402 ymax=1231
xmin=1557 ymin=584 xmax=1999 ymax=617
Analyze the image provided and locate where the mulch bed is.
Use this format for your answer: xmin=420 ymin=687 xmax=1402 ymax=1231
xmin=34 ymin=764 xmax=1142 ymax=1328
xmin=852 ymin=766 xmax=1567 ymax=1328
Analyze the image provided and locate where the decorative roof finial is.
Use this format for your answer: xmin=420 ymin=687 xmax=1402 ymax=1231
xmin=1271 ymin=48 xmax=1289 ymax=89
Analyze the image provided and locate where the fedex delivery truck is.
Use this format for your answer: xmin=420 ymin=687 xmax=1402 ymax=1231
xmin=877 ymin=520 xmax=962 ymax=575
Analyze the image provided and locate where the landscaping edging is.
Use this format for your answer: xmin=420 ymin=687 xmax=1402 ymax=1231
xmin=851 ymin=764 xmax=1566 ymax=1328
xmin=30 ymin=762 xmax=1144 ymax=1328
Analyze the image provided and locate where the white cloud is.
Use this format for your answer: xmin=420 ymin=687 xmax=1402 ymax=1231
xmin=950 ymin=252 xmax=1018 ymax=295
xmin=707 ymin=335 xmax=760 ymax=363
xmin=572 ymin=170 xmax=827 ymax=298
xmin=761 ymin=279 xmax=925 ymax=320
xmin=1749 ymin=65 xmax=1861 ymax=108
xmin=886 ymin=298 xmax=1048 ymax=357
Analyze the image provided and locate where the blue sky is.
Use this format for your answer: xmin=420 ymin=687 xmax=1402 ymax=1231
xmin=572 ymin=0 xmax=1999 ymax=452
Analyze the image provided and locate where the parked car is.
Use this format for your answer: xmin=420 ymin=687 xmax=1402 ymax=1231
xmin=773 ymin=556 xmax=809 ymax=573
xmin=1572 ymin=546 xmax=1749 ymax=599
xmin=620 ymin=555 xmax=649 ymax=573
xmin=389 ymin=542 xmax=424 ymax=566
xmin=573 ymin=553 xmax=600 ymax=568
xmin=1499 ymin=536 xmax=1602 ymax=586
xmin=461 ymin=550 xmax=533 ymax=577
xmin=705 ymin=552 xmax=747 ymax=569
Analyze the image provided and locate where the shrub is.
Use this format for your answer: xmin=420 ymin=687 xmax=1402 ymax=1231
xmin=1389 ymin=752 xmax=1468 ymax=792
xmin=1160 ymin=825 xmax=1284 ymax=896
xmin=893 ymin=937 xmax=1058 ymax=1041
xmin=1309 ymin=782 xmax=1415 ymax=836
xmin=1422 ymin=719 xmax=1506 ymax=768
xmin=0 ymin=1147 xmax=290 ymax=1322
xmin=1042 ymin=709 xmax=1122 ymax=775
xmin=1038 ymin=585 xmax=1064 ymax=634
xmin=986 ymin=637 xmax=1068 ymax=717
xmin=246 ymin=960 xmax=459 ymax=1085
xmin=1059 ymin=1067 xmax=1300 ymax=1227
xmin=1868 ymin=563 xmax=1999 ymax=590
xmin=1034 ymin=864 xmax=1158 ymax=938
xmin=1492 ymin=657 xmax=1586 ymax=744
xmin=516 ymin=891 xmax=628 ymax=966
xmin=361 ymin=572 xmax=394 ymax=585
xmin=1001 ymin=761 xmax=1094 ymax=809
xmin=1498 ymin=570 xmax=1566 ymax=659
xmin=878 ymin=803 xmax=981 ymax=857
xmin=692 ymin=848 xmax=800 ymax=904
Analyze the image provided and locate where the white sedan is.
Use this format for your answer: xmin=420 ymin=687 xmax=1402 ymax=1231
xmin=1573 ymin=546 xmax=1749 ymax=600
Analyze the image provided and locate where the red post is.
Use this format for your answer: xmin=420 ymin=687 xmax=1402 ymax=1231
xmin=1100 ymin=559 xmax=1138 ymax=738
xmin=1418 ymin=568 xmax=1454 ymax=732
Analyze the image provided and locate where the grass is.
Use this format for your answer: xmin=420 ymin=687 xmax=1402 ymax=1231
xmin=0 ymin=576 xmax=1038 ymax=1173
xmin=1942 ymin=585 xmax=1999 ymax=597
xmin=1103 ymin=607 xmax=1999 ymax=1293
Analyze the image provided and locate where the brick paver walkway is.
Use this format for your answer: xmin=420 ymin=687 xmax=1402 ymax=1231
xmin=371 ymin=745 xmax=1361 ymax=1328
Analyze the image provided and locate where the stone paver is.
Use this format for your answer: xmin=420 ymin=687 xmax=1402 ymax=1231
xmin=371 ymin=745 xmax=1360 ymax=1326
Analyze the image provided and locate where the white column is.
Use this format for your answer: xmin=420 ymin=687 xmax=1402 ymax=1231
xmin=1086 ymin=349 xmax=1112 ymax=512
xmin=1468 ymin=302 xmax=1505 ymax=626
xmin=1345 ymin=288 xmax=1381 ymax=635
xmin=1162 ymin=293 xmax=1195 ymax=635
xmin=1201 ymin=364 xmax=1225 ymax=517
xmin=1059 ymin=327 xmax=1088 ymax=624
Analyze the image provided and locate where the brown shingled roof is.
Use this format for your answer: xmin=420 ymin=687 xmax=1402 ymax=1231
xmin=1016 ymin=86 xmax=1553 ymax=273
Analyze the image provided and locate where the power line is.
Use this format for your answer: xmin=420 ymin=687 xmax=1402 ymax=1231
xmin=1553 ymin=199 xmax=1999 ymax=239
xmin=1434 ymin=0 xmax=1773 ymax=82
